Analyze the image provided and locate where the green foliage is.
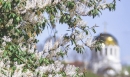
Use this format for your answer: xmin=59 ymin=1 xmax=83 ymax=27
xmin=66 ymin=1 xmax=75 ymax=10
xmin=82 ymin=71 xmax=99 ymax=77
xmin=0 ymin=0 xmax=118 ymax=76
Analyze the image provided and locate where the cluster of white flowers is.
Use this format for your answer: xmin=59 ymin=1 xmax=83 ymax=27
xmin=0 ymin=61 xmax=33 ymax=77
xmin=71 ymin=32 xmax=85 ymax=42
xmin=25 ymin=0 xmax=61 ymax=9
xmin=0 ymin=36 xmax=83 ymax=77
xmin=85 ymin=37 xmax=93 ymax=47
xmin=35 ymin=60 xmax=81 ymax=77
xmin=65 ymin=64 xmax=77 ymax=76
xmin=77 ymin=20 xmax=87 ymax=28
xmin=75 ymin=0 xmax=109 ymax=16
xmin=85 ymin=37 xmax=98 ymax=48
xmin=0 ymin=54 xmax=80 ymax=77
xmin=5 ymin=19 xmax=13 ymax=27
xmin=1 ymin=36 xmax=11 ymax=47
xmin=23 ymin=0 xmax=109 ymax=17
xmin=2 ymin=36 xmax=11 ymax=42
xmin=48 ymin=74 xmax=62 ymax=77
xmin=76 ymin=2 xmax=89 ymax=15
xmin=36 ymin=61 xmax=64 ymax=73
xmin=23 ymin=11 xmax=45 ymax=24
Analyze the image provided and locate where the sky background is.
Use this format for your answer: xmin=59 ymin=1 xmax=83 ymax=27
xmin=37 ymin=0 xmax=130 ymax=65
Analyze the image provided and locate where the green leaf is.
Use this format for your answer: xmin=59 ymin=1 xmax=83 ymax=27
xmin=92 ymin=28 xmax=96 ymax=33
xmin=7 ymin=2 xmax=11 ymax=10
xmin=16 ymin=17 xmax=20 ymax=22
xmin=39 ymin=58 xmax=43 ymax=65
xmin=1 ymin=69 xmax=7 ymax=76
xmin=67 ymin=1 xmax=75 ymax=10
xmin=14 ymin=58 xmax=17 ymax=61
xmin=59 ymin=15 xmax=64 ymax=24
xmin=109 ymin=3 xmax=113 ymax=8
xmin=22 ymin=68 xmax=27 ymax=72
xmin=3 ymin=51 xmax=7 ymax=57
xmin=85 ymin=30 xmax=88 ymax=35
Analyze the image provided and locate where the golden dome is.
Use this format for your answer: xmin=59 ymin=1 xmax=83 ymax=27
xmin=95 ymin=33 xmax=118 ymax=45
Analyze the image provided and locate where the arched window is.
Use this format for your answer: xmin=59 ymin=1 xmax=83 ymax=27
xmin=115 ymin=49 xmax=116 ymax=56
xmin=110 ymin=48 xmax=112 ymax=55
xmin=105 ymin=48 xmax=107 ymax=55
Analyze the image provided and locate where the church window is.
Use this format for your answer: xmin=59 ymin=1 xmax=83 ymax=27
xmin=105 ymin=48 xmax=107 ymax=55
xmin=110 ymin=48 xmax=112 ymax=55
xmin=115 ymin=49 xmax=116 ymax=56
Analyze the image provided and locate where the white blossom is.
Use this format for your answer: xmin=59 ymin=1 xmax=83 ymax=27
xmin=25 ymin=0 xmax=37 ymax=9
xmin=43 ymin=40 xmax=53 ymax=53
xmin=65 ymin=64 xmax=77 ymax=76
xmin=42 ymin=52 xmax=49 ymax=58
xmin=22 ymin=69 xmax=33 ymax=77
xmin=48 ymin=74 xmax=53 ymax=77
xmin=48 ymin=64 xmax=55 ymax=72
xmin=85 ymin=37 xmax=97 ymax=47
xmin=0 ymin=61 xmax=5 ymax=67
xmin=20 ymin=46 xmax=27 ymax=51
xmin=75 ymin=32 xmax=85 ymax=41
xmin=0 ymin=49 xmax=3 ymax=53
xmin=54 ymin=74 xmax=62 ymax=77
xmin=52 ymin=0 xmax=61 ymax=5
xmin=85 ymin=37 xmax=93 ymax=47
xmin=37 ymin=66 xmax=48 ymax=73
xmin=54 ymin=61 xmax=64 ymax=72
xmin=77 ymin=20 xmax=87 ymax=28
xmin=2 ymin=42 xmax=6 ymax=46
xmin=2 ymin=36 xmax=11 ymax=42
xmin=25 ymin=0 xmax=52 ymax=9
xmin=52 ymin=41 xmax=59 ymax=49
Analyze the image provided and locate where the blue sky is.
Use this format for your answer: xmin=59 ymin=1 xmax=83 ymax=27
xmin=37 ymin=0 xmax=130 ymax=65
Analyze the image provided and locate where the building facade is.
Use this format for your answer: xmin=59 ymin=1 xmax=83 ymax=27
xmin=88 ymin=33 xmax=122 ymax=76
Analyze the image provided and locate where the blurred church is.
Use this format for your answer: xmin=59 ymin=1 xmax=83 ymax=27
xmin=67 ymin=32 xmax=123 ymax=76
xmin=66 ymin=22 xmax=129 ymax=76
xmin=87 ymin=33 xmax=122 ymax=76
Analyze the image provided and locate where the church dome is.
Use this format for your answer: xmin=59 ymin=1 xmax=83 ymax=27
xmin=95 ymin=33 xmax=118 ymax=46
